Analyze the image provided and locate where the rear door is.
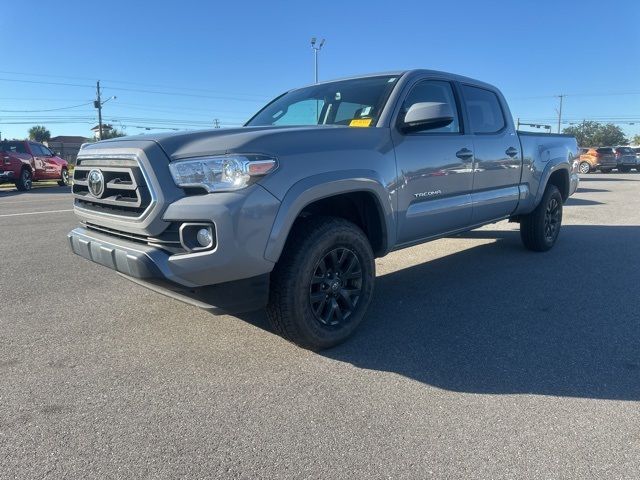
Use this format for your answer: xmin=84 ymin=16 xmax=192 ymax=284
xmin=460 ymin=84 xmax=521 ymax=224
xmin=391 ymin=78 xmax=474 ymax=244
xmin=596 ymin=147 xmax=616 ymax=169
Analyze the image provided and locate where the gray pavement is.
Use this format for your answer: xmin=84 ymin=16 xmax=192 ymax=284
xmin=1 ymin=174 xmax=639 ymax=479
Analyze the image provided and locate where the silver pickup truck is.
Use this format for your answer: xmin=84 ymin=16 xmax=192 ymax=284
xmin=68 ymin=69 xmax=579 ymax=349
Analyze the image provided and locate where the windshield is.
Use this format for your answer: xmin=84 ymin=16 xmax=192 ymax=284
xmin=247 ymin=75 xmax=399 ymax=127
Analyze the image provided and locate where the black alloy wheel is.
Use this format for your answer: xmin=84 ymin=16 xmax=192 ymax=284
xmin=309 ymin=247 xmax=362 ymax=327
xmin=543 ymin=196 xmax=561 ymax=243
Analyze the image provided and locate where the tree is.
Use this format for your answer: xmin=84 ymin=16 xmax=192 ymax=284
xmin=631 ymin=134 xmax=640 ymax=146
xmin=562 ymin=121 xmax=627 ymax=147
xmin=100 ymin=128 xmax=126 ymax=139
xmin=28 ymin=125 xmax=51 ymax=143
xmin=87 ymin=128 xmax=126 ymax=142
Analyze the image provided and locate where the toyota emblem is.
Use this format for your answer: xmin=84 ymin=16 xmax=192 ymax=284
xmin=87 ymin=169 xmax=105 ymax=198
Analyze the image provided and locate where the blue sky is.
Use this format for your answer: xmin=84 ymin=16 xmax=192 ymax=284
xmin=2 ymin=0 xmax=639 ymax=140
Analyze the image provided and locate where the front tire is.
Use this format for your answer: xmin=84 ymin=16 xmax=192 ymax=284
xmin=619 ymin=166 xmax=630 ymax=173
xmin=15 ymin=168 xmax=32 ymax=191
xmin=520 ymin=184 xmax=563 ymax=252
xmin=267 ymin=216 xmax=375 ymax=350
xmin=57 ymin=168 xmax=70 ymax=186
xmin=601 ymin=168 xmax=612 ymax=173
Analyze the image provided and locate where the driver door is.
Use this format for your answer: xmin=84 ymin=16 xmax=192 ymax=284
xmin=29 ymin=143 xmax=48 ymax=180
xmin=40 ymin=145 xmax=61 ymax=179
xmin=391 ymin=79 xmax=474 ymax=245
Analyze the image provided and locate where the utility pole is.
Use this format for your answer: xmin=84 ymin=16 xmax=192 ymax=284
xmin=310 ymin=37 xmax=325 ymax=83
xmin=95 ymin=81 xmax=103 ymax=140
xmin=556 ymin=94 xmax=564 ymax=133
xmin=213 ymin=118 xmax=220 ymax=129
xmin=93 ymin=81 xmax=116 ymax=140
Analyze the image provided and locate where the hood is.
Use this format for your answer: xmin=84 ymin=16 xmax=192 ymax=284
xmin=93 ymin=125 xmax=383 ymax=161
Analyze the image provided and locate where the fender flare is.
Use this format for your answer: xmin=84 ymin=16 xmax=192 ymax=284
xmin=532 ymin=158 xmax=570 ymax=207
xmin=263 ymin=170 xmax=395 ymax=262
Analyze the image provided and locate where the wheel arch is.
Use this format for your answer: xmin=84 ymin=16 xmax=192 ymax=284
xmin=546 ymin=167 xmax=570 ymax=201
xmin=534 ymin=162 xmax=571 ymax=206
xmin=264 ymin=171 xmax=396 ymax=262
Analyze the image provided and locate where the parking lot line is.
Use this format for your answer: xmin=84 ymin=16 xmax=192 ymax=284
xmin=0 ymin=209 xmax=73 ymax=218
xmin=0 ymin=198 xmax=71 ymax=205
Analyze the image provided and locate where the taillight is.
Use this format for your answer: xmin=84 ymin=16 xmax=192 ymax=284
xmin=615 ymin=152 xmax=621 ymax=158
xmin=2 ymin=155 xmax=10 ymax=165
xmin=594 ymin=152 xmax=601 ymax=158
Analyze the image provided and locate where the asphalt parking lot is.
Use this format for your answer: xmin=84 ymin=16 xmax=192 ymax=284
xmin=1 ymin=174 xmax=639 ymax=479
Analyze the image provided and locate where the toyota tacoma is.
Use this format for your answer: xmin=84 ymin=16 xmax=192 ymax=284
xmin=68 ymin=70 xmax=579 ymax=349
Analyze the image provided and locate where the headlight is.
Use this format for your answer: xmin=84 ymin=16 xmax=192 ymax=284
xmin=169 ymin=154 xmax=277 ymax=192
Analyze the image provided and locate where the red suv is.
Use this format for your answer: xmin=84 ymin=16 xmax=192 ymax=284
xmin=0 ymin=140 xmax=70 ymax=191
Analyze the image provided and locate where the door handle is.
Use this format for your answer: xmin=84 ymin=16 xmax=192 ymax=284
xmin=456 ymin=148 xmax=473 ymax=160
xmin=505 ymin=147 xmax=519 ymax=158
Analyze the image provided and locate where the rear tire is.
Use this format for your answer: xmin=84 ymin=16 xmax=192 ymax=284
xmin=57 ymin=168 xmax=70 ymax=186
xmin=15 ymin=168 xmax=32 ymax=191
xmin=520 ymin=184 xmax=563 ymax=252
xmin=266 ymin=216 xmax=375 ymax=350
xmin=579 ymin=162 xmax=591 ymax=174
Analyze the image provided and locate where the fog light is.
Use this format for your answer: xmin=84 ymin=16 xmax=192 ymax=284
xmin=179 ymin=223 xmax=216 ymax=252
xmin=196 ymin=228 xmax=212 ymax=247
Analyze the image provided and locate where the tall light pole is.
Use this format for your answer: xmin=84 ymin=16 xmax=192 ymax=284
xmin=310 ymin=37 xmax=325 ymax=84
xmin=556 ymin=94 xmax=565 ymax=133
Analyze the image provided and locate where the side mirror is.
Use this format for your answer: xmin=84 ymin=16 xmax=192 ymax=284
xmin=401 ymin=102 xmax=454 ymax=133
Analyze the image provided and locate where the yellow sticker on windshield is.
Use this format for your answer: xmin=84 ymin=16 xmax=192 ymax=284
xmin=349 ymin=118 xmax=372 ymax=127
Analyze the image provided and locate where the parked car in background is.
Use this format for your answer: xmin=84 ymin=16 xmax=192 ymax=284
xmin=578 ymin=147 xmax=617 ymax=173
xmin=614 ymin=146 xmax=640 ymax=172
xmin=0 ymin=140 xmax=70 ymax=190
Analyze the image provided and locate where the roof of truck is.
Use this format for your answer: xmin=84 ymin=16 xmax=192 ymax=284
xmin=302 ymin=69 xmax=496 ymax=91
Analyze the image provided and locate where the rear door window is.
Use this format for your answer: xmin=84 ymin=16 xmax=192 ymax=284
xmin=461 ymin=85 xmax=506 ymax=134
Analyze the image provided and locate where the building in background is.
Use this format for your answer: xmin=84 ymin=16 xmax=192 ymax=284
xmin=46 ymin=135 xmax=89 ymax=164
xmin=90 ymin=124 xmax=113 ymax=140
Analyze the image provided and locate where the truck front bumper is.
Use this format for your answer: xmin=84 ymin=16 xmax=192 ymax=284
xmin=68 ymin=226 xmax=270 ymax=314
xmin=67 ymin=184 xmax=281 ymax=314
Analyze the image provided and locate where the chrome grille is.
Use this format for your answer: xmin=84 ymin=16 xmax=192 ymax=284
xmin=72 ymin=157 xmax=153 ymax=218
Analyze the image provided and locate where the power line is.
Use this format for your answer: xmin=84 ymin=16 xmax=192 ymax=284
xmin=0 ymin=77 xmax=270 ymax=103
xmin=0 ymin=78 xmax=94 ymax=89
xmin=0 ymin=70 xmax=271 ymax=99
xmin=510 ymin=91 xmax=640 ymax=100
xmin=0 ymin=101 xmax=93 ymax=113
